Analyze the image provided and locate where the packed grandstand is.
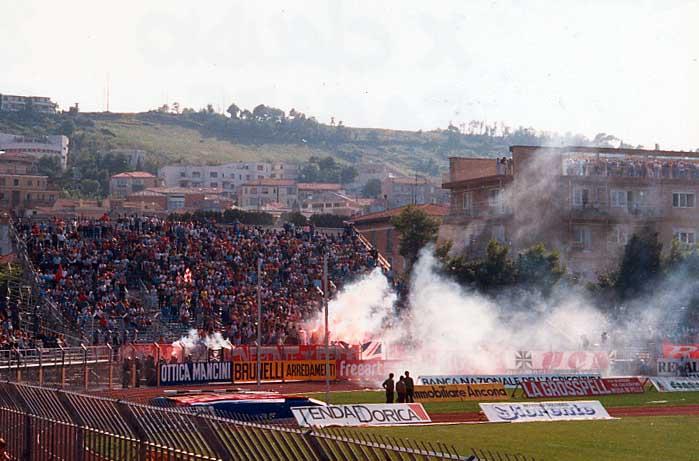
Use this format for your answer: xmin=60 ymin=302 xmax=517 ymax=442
xmin=4 ymin=215 xmax=387 ymax=350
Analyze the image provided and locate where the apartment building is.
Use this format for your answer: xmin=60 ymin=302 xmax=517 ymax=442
xmin=441 ymin=146 xmax=699 ymax=279
xmin=0 ymin=153 xmax=57 ymax=211
xmin=0 ymin=133 xmax=69 ymax=169
xmin=352 ymin=204 xmax=448 ymax=273
xmin=381 ymin=176 xmax=446 ymax=209
xmin=237 ymin=179 xmax=299 ymax=210
xmin=109 ymin=172 xmax=161 ymax=198
xmin=0 ymin=94 xmax=57 ymax=114
xmin=158 ymin=162 xmax=298 ymax=197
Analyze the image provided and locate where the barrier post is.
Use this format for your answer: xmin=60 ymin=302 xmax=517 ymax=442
xmin=13 ymin=348 xmax=21 ymax=383
xmin=60 ymin=346 xmax=66 ymax=387
xmin=154 ymin=343 xmax=161 ymax=387
xmin=107 ymin=343 xmax=114 ymax=390
xmin=82 ymin=344 xmax=89 ymax=390
xmin=130 ymin=345 xmax=137 ymax=388
xmin=38 ymin=349 xmax=44 ymax=386
xmin=57 ymin=390 xmax=85 ymax=461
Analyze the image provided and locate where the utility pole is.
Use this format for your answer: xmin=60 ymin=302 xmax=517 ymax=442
xmin=256 ymin=258 xmax=262 ymax=388
xmin=323 ymin=253 xmax=330 ymax=404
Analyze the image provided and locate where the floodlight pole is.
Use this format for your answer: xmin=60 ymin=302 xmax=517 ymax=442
xmin=257 ymin=258 xmax=262 ymax=388
xmin=323 ymin=253 xmax=330 ymax=404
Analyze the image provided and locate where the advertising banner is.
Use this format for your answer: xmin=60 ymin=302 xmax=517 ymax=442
xmin=480 ymin=401 xmax=612 ymax=423
xmin=662 ymin=342 xmax=699 ymax=359
xmin=649 ymin=377 xmax=699 ymax=392
xmin=657 ymin=359 xmax=699 ymax=376
xmin=413 ymin=383 xmax=509 ymax=402
xmin=159 ymin=362 xmax=232 ymax=386
xmin=292 ymin=403 xmax=431 ymax=427
xmin=336 ymin=360 xmax=402 ymax=382
xmin=283 ymin=360 xmax=336 ymax=381
xmin=417 ymin=374 xmax=600 ymax=388
xmin=233 ymin=361 xmax=284 ymax=382
xmin=522 ymin=377 xmax=644 ymax=398
xmin=504 ymin=350 xmax=613 ymax=372
xmin=231 ymin=360 xmax=336 ymax=382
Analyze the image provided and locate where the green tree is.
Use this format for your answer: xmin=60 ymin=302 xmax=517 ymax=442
xmin=516 ymin=243 xmax=564 ymax=295
xmin=477 ymin=240 xmax=517 ymax=289
xmin=340 ymin=166 xmax=358 ymax=184
xmin=615 ymin=228 xmax=662 ymax=300
xmin=362 ymin=178 xmax=382 ymax=198
xmin=282 ymin=211 xmax=308 ymax=227
xmin=310 ymin=213 xmax=346 ymax=228
xmin=58 ymin=119 xmax=76 ymax=137
xmin=391 ymin=205 xmax=439 ymax=268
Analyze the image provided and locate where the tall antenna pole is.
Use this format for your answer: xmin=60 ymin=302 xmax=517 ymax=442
xmin=257 ymin=258 xmax=262 ymax=388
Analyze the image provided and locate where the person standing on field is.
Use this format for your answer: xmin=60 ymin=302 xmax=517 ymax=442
xmin=404 ymin=371 xmax=415 ymax=403
xmin=382 ymin=373 xmax=395 ymax=403
xmin=396 ymin=376 xmax=407 ymax=403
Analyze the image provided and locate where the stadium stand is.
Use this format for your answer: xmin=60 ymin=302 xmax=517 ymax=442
xmin=14 ymin=216 xmax=380 ymax=347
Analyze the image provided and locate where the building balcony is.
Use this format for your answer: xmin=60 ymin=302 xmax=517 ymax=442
xmin=568 ymin=202 xmax=663 ymax=220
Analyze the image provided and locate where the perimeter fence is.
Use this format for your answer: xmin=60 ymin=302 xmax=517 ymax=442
xmin=0 ymin=381 xmax=542 ymax=461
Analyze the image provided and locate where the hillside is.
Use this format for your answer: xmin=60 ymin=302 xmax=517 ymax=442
xmin=0 ymin=106 xmax=624 ymax=198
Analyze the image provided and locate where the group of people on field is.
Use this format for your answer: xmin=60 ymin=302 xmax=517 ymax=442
xmin=382 ymin=371 xmax=414 ymax=403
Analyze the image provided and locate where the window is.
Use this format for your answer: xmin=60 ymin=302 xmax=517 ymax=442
xmin=250 ymin=187 xmax=257 ymax=194
xmin=192 ymin=171 xmax=201 ymax=178
xmin=463 ymin=191 xmax=473 ymax=211
xmin=609 ymin=226 xmax=629 ymax=246
xmin=573 ymin=187 xmax=590 ymax=208
xmin=210 ymin=172 xmax=218 ymax=178
xmin=488 ymin=188 xmax=504 ymax=213
xmin=180 ymin=171 xmax=186 ymax=178
xmin=386 ymin=229 xmax=393 ymax=251
xmin=674 ymin=229 xmax=696 ymax=245
xmin=261 ymin=188 xmax=269 ymax=195
xmin=210 ymin=182 xmax=218 ymax=188
xmin=257 ymin=165 xmax=264 ymax=171
xmin=611 ymin=190 xmax=627 ymax=207
xmin=574 ymin=226 xmax=592 ymax=250
xmin=673 ymin=192 xmax=695 ymax=208
xmin=491 ymin=225 xmax=505 ymax=243
xmin=13 ymin=179 xmax=19 ymax=186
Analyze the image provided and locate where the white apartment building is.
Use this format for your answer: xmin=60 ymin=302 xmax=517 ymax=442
xmin=158 ymin=162 xmax=298 ymax=197
xmin=0 ymin=133 xmax=69 ymax=170
xmin=0 ymin=94 xmax=58 ymax=114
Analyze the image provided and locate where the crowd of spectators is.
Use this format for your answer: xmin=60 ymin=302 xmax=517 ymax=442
xmin=564 ymin=156 xmax=699 ymax=179
xmin=17 ymin=216 xmax=378 ymax=348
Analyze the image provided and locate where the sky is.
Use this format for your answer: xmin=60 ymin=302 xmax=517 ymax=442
xmin=1 ymin=0 xmax=697 ymax=149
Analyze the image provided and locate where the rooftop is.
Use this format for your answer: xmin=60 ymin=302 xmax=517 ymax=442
xmin=241 ymin=178 xmax=296 ymax=187
xmin=351 ymin=203 xmax=449 ymax=224
xmin=112 ymin=171 xmax=157 ymax=179
xmin=296 ymin=182 xmax=343 ymax=191
xmin=510 ymin=145 xmax=699 ymax=159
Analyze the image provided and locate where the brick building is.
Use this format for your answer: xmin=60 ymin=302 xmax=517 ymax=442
xmin=109 ymin=172 xmax=161 ymax=198
xmin=381 ymin=176 xmax=446 ymax=209
xmin=0 ymin=153 xmax=57 ymax=211
xmin=351 ymin=204 xmax=448 ymax=273
xmin=441 ymin=146 xmax=699 ymax=280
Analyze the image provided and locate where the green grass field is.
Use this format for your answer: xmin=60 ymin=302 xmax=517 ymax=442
xmin=350 ymin=416 xmax=699 ymax=461
xmin=306 ymin=389 xmax=699 ymax=460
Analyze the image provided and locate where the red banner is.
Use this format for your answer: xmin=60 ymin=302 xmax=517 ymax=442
xmin=663 ymin=342 xmax=699 ymax=359
xmin=522 ymin=377 xmax=644 ymax=398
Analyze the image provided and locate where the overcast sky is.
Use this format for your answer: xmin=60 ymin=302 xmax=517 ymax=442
xmin=2 ymin=1 xmax=697 ymax=149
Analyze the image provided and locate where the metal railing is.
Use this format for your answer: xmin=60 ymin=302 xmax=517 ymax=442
xmin=0 ymin=382 xmax=478 ymax=461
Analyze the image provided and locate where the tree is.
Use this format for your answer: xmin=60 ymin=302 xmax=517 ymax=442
xmin=362 ymin=178 xmax=382 ymax=198
xmin=58 ymin=119 xmax=76 ymax=137
xmin=226 ymin=103 xmax=240 ymax=119
xmin=310 ymin=214 xmax=346 ymax=228
xmin=516 ymin=243 xmax=564 ymax=295
xmin=615 ymin=227 xmax=662 ymax=300
xmin=282 ymin=212 xmax=308 ymax=227
xmin=340 ymin=166 xmax=357 ymax=184
xmin=391 ymin=205 xmax=439 ymax=268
